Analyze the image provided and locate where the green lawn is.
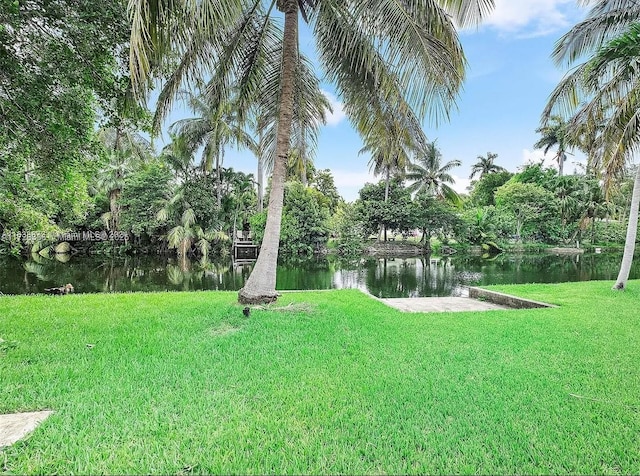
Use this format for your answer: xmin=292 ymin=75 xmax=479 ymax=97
xmin=1 ymin=282 xmax=639 ymax=474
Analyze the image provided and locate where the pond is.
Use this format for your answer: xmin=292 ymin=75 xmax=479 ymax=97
xmin=1 ymin=251 xmax=638 ymax=298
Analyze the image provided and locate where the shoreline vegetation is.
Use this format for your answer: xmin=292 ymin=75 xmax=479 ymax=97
xmin=1 ymin=281 xmax=639 ymax=474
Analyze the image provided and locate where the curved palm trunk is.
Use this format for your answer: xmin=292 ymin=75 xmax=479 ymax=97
xmin=257 ymin=157 xmax=264 ymax=212
xmin=382 ymin=168 xmax=390 ymax=242
xmin=216 ymin=154 xmax=222 ymax=209
xmin=613 ymin=164 xmax=640 ymax=290
xmin=257 ymin=131 xmax=264 ymax=212
xmin=238 ymin=1 xmax=298 ymax=304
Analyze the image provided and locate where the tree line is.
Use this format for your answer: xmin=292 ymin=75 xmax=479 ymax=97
xmin=3 ymin=0 xmax=640 ymax=299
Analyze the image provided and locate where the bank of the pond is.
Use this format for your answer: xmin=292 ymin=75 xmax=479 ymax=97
xmin=1 ymin=282 xmax=639 ymax=474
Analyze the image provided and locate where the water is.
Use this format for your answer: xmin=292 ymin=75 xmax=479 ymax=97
xmin=1 ymin=252 xmax=637 ymax=298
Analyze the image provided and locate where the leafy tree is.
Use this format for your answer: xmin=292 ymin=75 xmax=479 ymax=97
xmin=549 ymin=175 xmax=584 ymax=242
xmin=119 ymin=161 xmax=173 ymax=241
xmin=495 ymin=182 xmax=558 ymax=242
xmin=332 ymin=202 xmax=365 ymax=258
xmin=469 ymin=152 xmax=505 ymax=180
xmin=0 ymin=0 xmax=132 ymax=246
xmin=180 ymin=177 xmax=220 ymax=232
xmin=251 ymin=182 xmax=330 ymax=255
xmin=311 ymin=169 xmax=342 ymax=214
xmin=127 ymin=0 xmax=495 ymax=303
xmin=413 ymin=193 xmax=462 ymax=250
xmin=513 ymin=163 xmax=558 ymax=186
xmin=355 ymin=178 xmax=415 ymax=239
xmin=1 ymin=0 xmax=131 ymax=171
xmin=468 ymin=170 xmax=513 ymax=207
xmin=458 ymin=205 xmax=513 ymax=249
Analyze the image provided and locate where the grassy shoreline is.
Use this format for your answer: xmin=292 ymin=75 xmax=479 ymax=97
xmin=1 ymin=282 xmax=639 ymax=474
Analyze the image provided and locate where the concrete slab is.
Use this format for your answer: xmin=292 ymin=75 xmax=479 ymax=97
xmin=380 ymin=297 xmax=510 ymax=313
xmin=0 ymin=410 xmax=53 ymax=448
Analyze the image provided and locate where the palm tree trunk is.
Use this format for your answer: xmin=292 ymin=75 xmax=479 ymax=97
xmin=109 ymin=189 xmax=120 ymax=231
xmin=238 ymin=1 xmax=298 ymax=304
xmin=383 ymin=168 xmax=390 ymax=242
xmin=257 ymin=157 xmax=264 ymax=212
xmin=613 ymin=164 xmax=640 ymax=290
xmin=216 ymin=155 xmax=222 ymax=209
xmin=301 ymin=131 xmax=308 ymax=186
xmin=257 ymin=132 xmax=264 ymax=212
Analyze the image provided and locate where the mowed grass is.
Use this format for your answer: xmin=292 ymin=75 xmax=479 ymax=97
xmin=1 ymin=282 xmax=639 ymax=474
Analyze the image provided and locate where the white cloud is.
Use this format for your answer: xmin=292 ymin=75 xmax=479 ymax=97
xmin=452 ymin=175 xmax=472 ymax=195
xmin=330 ymin=169 xmax=376 ymax=202
xmin=332 ymin=169 xmax=377 ymax=189
xmin=521 ymin=148 xmax=559 ymax=170
xmin=522 ymin=149 xmax=590 ymax=175
xmin=480 ymin=0 xmax=576 ymax=37
xmin=322 ymin=90 xmax=346 ymax=126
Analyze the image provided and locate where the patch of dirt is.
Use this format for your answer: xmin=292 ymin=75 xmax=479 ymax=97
xmin=209 ymin=322 xmax=242 ymax=337
xmin=254 ymin=302 xmax=316 ymax=313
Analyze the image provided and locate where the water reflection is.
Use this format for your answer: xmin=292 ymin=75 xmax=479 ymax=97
xmin=0 ymin=252 xmax=638 ymax=297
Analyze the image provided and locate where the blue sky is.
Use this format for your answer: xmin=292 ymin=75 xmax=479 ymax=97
xmin=161 ymin=0 xmax=588 ymax=201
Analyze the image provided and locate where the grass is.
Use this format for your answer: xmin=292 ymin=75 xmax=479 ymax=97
xmin=0 ymin=282 xmax=639 ymax=474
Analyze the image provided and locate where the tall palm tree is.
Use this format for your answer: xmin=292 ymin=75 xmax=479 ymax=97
xmin=128 ymin=0 xmax=495 ymax=303
xmin=543 ymin=0 xmax=640 ymax=290
xmin=406 ymin=141 xmax=462 ymax=205
xmin=359 ymin=105 xmax=425 ymax=240
xmin=95 ymin=125 xmax=152 ymax=231
xmin=534 ymin=116 xmax=570 ymax=176
xmin=169 ymin=90 xmax=254 ymax=208
xmin=360 ymin=108 xmax=424 ymax=198
xmin=469 ymin=151 xmax=505 ymax=180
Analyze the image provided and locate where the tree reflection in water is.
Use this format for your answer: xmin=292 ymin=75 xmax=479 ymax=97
xmin=1 ymin=252 xmax=638 ymax=297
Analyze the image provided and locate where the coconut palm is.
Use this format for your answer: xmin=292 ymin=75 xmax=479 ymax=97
xmin=543 ymin=0 xmax=640 ymax=290
xmin=359 ymin=106 xmax=425 ymax=240
xmin=406 ymin=141 xmax=462 ymax=205
xmin=534 ymin=116 xmax=570 ymax=176
xmin=469 ymin=151 xmax=505 ymax=180
xmin=360 ymin=108 xmax=423 ymax=198
xmin=128 ymin=0 xmax=494 ymax=303
xmin=169 ymin=90 xmax=255 ymax=208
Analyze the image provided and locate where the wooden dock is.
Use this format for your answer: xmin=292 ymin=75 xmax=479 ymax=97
xmin=233 ymin=231 xmax=258 ymax=260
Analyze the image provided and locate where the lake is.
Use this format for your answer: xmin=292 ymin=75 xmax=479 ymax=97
xmin=1 ymin=251 xmax=637 ymax=298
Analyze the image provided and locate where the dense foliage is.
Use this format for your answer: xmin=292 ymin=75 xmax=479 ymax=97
xmin=0 ymin=2 xmax=635 ymax=261
xmin=0 ymin=0 xmax=131 ymax=241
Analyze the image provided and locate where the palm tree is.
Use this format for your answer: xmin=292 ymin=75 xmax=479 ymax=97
xmin=128 ymin=0 xmax=495 ymax=303
xmin=534 ymin=116 xmax=570 ymax=176
xmin=406 ymin=141 xmax=462 ymax=205
xmin=543 ymin=1 xmax=640 ymax=290
xmin=160 ymin=133 xmax=196 ymax=182
xmin=169 ymin=90 xmax=254 ymax=208
xmin=469 ymin=151 xmax=505 ymax=180
xmin=359 ymin=106 xmax=425 ymax=240
xmin=95 ymin=126 xmax=152 ymax=231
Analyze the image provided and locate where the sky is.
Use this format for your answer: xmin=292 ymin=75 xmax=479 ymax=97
xmin=161 ymin=0 xmax=589 ymax=202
